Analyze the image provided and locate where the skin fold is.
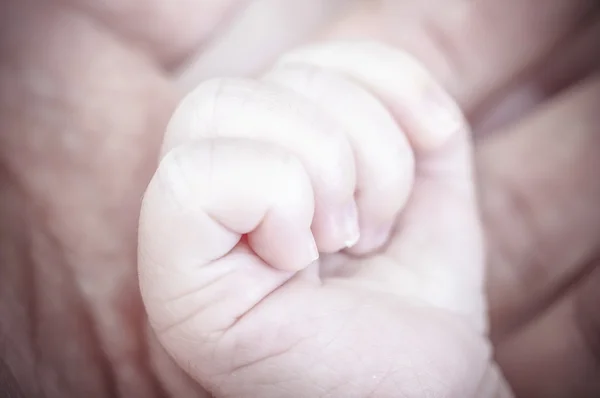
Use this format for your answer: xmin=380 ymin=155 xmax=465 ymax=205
xmin=140 ymin=42 xmax=494 ymax=397
xmin=0 ymin=0 xmax=598 ymax=397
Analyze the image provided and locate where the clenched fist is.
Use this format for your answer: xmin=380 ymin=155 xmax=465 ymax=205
xmin=138 ymin=41 xmax=509 ymax=398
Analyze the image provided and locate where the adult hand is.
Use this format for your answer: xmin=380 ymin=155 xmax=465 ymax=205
xmin=0 ymin=0 xmax=598 ymax=397
xmin=0 ymin=1 xmax=347 ymax=397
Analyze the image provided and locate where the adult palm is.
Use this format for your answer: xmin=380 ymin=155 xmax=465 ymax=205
xmin=0 ymin=0 xmax=598 ymax=397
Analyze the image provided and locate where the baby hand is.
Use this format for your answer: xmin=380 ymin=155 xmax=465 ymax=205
xmin=138 ymin=41 xmax=505 ymax=398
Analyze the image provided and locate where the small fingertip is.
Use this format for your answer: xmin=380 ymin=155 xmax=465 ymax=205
xmin=344 ymin=233 xmax=360 ymax=249
xmin=255 ymin=228 xmax=320 ymax=273
xmin=403 ymin=81 xmax=465 ymax=151
xmin=346 ymin=221 xmax=395 ymax=255
xmin=314 ymin=200 xmax=361 ymax=252
xmin=284 ymin=232 xmax=320 ymax=272
xmin=307 ymin=234 xmax=321 ymax=263
xmin=341 ymin=201 xmax=361 ymax=248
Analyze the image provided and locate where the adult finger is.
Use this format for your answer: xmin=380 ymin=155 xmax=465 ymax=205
xmin=51 ymin=0 xmax=350 ymax=70
xmin=473 ymin=16 xmax=600 ymax=135
xmin=495 ymin=262 xmax=600 ymax=398
xmin=323 ymin=0 xmax=596 ymax=114
xmin=478 ymin=73 xmax=600 ymax=339
xmin=173 ymin=0 xmax=351 ymax=86
xmin=56 ymin=0 xmax=245 ymax=68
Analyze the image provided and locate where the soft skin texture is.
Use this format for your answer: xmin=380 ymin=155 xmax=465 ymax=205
xmin=139 ymin=41 xmax=496 ymax=397
xmin=0 ymin=0 xmax=599 ymax=397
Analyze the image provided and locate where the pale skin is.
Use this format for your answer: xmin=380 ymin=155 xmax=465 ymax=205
xmin=140 ymin=41 xmax=497 ymax=397
xmin=1 ymin=0 xmax=599 ymax=397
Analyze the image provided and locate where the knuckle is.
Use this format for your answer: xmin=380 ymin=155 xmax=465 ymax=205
xmin=156 ymin=149 xmax=193 ymax=202
xmin=164 ymin=78 xmax=238 ymax=146
xmin=154 ymin=145 xmax=209 ymax=210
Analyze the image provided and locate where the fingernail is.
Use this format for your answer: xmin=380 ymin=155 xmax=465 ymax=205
xmin=356 ymin=223 xmax=394 ymax=252
xmin=413 ymin=84 xmax=464 ymax=147
xmin=337 ymin=201 xmax=361 ymax=248
xmin=307 ymin=235 xmax=320 ymax=263
xmin=286 ymin=232 xmax=319 ymax=271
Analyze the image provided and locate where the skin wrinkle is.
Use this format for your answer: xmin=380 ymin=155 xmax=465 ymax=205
xmin=473 ymin=5 xmax=598 ymax=126
xmin=10 ymin=172 xmax=120 ymax=396
xmin=0 ymin=176 xmax=116 ymax=397
xmin=483 ymin=174 xmax=551 ymax=340
xmin=0 ymin=358 xmax=26 ymax=398
xmin=144 ymin=328 xmax=210 ymax=398
xmin=417 ymin=13 xmax=467 ymax=91
xmin=524 ymin=259 xmax=600 ymax=344
xmin=494 ymin=285 xmax=600 ymax=398
xmin=207 ymin=289 xmax=349 ymax=394
xmin=467 ymin=0 xmax=595 ymax=109
xmin=0 ymin=1 xmax=598 ymax=397
xmin=482 ymin=76 xmax=600 ymax=342
xmin=538 ymin=15 xmax=600 ymax=96
xmin=0 ymin=162 xmax=47 ymax=398
xmin=113 ymin=272 xmax=172 ymax=398
xmin=480 ymin=160 xmax=551 ymax=337
xmin=25 ymin=213 xmax=41 ymax=397
xmin=0 ymin=207 xmax=40 ymax=398
xmin=0 ymin=1 xmax=185 ymax=397
xmin=575 ymin=262 xmax=600 ymax=373
xmin=475 ymin=12 xmax=600 ymax=134
xmin=465 ymin=0 xmax=593 ymax=116
xmin=166 ymin=0 xmax=254 ymax=70
xmin=55 ymin=0 xmax=251 ymax=68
